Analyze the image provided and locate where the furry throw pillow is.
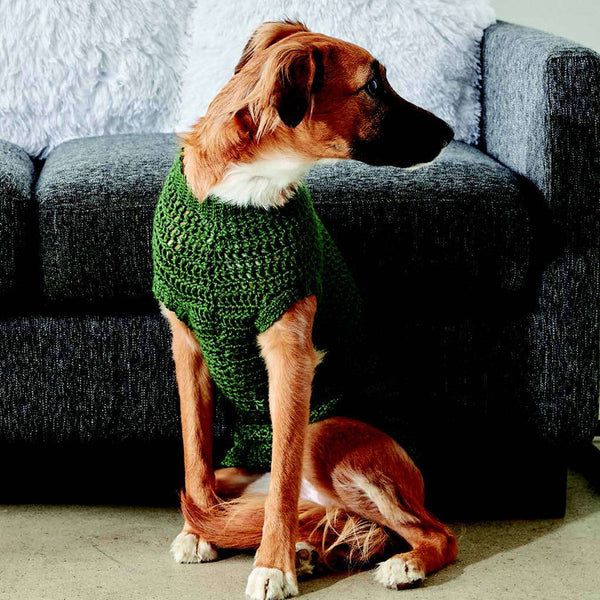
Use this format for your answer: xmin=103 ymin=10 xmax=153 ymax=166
xmin=0 ymin=0 xmax=194 ymax=157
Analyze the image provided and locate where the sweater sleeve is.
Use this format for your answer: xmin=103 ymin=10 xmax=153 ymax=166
xmin=254 ymin=214 xmax=323 ymax=333
xmin=255 ymin=277 xmax=321 ymax=334
xmin=151 ymin=158 xmax=198 ymax=329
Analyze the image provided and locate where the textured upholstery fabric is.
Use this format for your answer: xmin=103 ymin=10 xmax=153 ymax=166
xmin=0 ymin=312 xmax=180 ymax=445
xmin=482 ymin=22 xmax=600 ymax=445
xmin=0 ymin=139 xmax=35 ymax=299
xmin=36 ymin=135 xmax=535 ymax=307
xmin=306 ymin=144 xmax=537 ymax=309
xmin=0 ymin=309 xmax=545 ymax=464
xmin=36 ymin=133 xmax=180 ymax=303
xmin=5 ymin=135 xmax=553 ymax=456
xmin=483 ymin=22 xmax=600 ymax=221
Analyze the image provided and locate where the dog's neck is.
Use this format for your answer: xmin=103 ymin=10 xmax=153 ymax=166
xmin=208 ymin=153 xmax=314 ymax=209
xmin=182 ymin=140 xmax=314 ymax=209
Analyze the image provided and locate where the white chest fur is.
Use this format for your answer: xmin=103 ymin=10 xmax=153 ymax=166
xmin=246 ymin=472 xmax=335 ymax=507
xmin=207 ymin=153 xmax=314 ymax=209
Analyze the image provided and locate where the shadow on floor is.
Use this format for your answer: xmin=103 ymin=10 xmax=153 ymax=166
xmin=282 ymin=471 xmax=599 ymax=593
xmin=420 ymin=471 xmax=598 ymax=589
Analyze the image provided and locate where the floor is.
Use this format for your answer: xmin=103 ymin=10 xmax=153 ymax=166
xmin=1 ymin=471 xmax=599 ymax=600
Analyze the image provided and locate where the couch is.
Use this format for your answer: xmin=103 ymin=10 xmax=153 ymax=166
xmin=1 ymin=22 xmax=598 ymax=518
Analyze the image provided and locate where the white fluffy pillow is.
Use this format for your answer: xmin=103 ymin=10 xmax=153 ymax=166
xmin=178 ymin=0 xmax=495 ymax=144
xmin=0 ymin=0 xmax=194 ymax=158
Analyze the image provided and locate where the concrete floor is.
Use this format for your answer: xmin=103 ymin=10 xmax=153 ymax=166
xmin=1 ymin=471 xmax=599 ymax=600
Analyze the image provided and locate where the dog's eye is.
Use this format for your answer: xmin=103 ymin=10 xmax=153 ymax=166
xmin=365 ymin=78 xmax=380 ymax=98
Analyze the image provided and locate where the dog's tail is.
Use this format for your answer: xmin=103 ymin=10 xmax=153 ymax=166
xmin=180 ymin=492 xmax=391 ymax=567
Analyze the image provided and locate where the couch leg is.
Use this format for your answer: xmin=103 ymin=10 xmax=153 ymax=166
xmin=569 ymin=440 xmax=600 ymax=493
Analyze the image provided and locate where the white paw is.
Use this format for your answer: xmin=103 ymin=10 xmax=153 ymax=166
xmin=170 ymin=531 xmax=218 ymax=563
xmin=374 ymin=556 xmax=425 ymax=590
xmin=295 ymin=541 xmax=320 ymax=578
xmin=245 ymin=567 xmax=298 ymax=600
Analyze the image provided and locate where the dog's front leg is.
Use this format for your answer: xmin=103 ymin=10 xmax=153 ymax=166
xmin=162 ymin=306 xmax=219 ymax=564
xmin=246 ymin=296 xmax=318 ymax=600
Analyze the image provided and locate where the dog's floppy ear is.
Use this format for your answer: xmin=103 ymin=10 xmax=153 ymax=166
xmin=271 ymin=47 xmax=320 ymax=128
xmin=235 ymin=20 xmax=309 ymax=74
xmin=241 ymin=38 xmax=322 ymax=135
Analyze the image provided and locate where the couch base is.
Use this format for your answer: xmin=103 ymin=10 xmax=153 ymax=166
xmin=0 ymin=439 xmax=567 ymax=519
xmin=423 ymin=440 xmax=567 ymax=520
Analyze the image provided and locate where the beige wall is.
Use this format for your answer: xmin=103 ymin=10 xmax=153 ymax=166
xmin=491 ymin=0 xmax=600 ymax=52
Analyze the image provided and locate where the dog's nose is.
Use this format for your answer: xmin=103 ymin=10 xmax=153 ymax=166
xmin=439 ymin=121 xmax=454 ymax=148
xmin=418 ymin=115 xmax=454 ymax=162
xmin=426 ymin=114 xmax=453 ymax=148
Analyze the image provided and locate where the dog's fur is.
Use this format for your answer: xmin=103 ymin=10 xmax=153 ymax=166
xmin=163 ymin=21 xmax=456 ymax=599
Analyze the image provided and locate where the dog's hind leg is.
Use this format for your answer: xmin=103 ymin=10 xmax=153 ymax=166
xmin=162 ymin=306 xmax=219 ymax=563
xmin=373 ymin=525 xmax=457 ymax=590
xmin=305 ymin=417 xmax=457 ymax=588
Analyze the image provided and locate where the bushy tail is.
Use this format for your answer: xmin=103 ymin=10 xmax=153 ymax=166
xmin=181 ymin=492 xmax=391 ymax=567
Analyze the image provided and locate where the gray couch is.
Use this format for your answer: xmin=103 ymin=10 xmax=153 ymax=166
xmin=1 ymin=23 xmax=598 ymax=517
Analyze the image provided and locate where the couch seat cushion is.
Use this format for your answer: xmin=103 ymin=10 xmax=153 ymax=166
xmin=36 ymin=135 xmax=540 ymax=309
xmin=0 ymin=139 xmax=36 ymax=300
xmin=307 ymin=142 xmax=542 ymax=316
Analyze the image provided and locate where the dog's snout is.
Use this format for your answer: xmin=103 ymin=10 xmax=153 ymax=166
xmin=350 ymin=94 xmax=454 ymax=169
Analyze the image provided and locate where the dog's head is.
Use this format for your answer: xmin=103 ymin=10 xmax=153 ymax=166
xmin=204 ymin=21 xmax=453 ymax=169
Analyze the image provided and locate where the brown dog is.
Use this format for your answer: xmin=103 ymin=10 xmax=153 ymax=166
xmin=163 ymin=21 xmax=456 ymax=599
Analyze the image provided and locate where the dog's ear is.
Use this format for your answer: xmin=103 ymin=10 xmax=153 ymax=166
xmin=235 ymin=20 xmax=309 ymax=74
xmin=271 ymin=47 xmax=321 ymax=128
xmin=241 ymin=40 xmax=322 ymax=135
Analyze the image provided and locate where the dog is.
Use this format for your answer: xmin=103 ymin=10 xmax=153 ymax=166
xmin=153 ymin=20 xmax=457 ymax=600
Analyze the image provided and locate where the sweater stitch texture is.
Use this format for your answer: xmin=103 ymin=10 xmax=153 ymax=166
xmin=152 ymin=157 xmax=362 ymax=470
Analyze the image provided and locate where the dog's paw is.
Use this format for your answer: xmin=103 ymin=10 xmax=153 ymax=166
xmin=374 ymin=555 xmax=425 ymax=590
xmin=245 ymin=567 xmax=298 ymax=600
xmin=295 ymin=541 xmax=321 ymax=579
xmin=170 ymin=531 xmax=218 ymax=564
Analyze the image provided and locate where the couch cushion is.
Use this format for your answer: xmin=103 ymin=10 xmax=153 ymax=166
xmin=0 ymin=139 xmax=36 ymax=301
xmin=37 ymin=133 xmax=179 ymax=304
xmin=307 ymin=142 xmax=542 ymax=316
xmin=36 ymin=135 xmax=540 ymax=308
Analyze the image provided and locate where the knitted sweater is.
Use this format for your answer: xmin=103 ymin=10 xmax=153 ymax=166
xmin=152 ymin=157 xmax=362 ymax=470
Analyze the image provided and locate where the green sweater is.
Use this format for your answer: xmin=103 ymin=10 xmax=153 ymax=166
xmin=152 ymin=157 xmax=362 ymax=470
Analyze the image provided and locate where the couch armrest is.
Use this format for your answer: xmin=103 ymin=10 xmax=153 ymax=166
xmin=482 ymin=21 xmax=599 ymax=232
xmin=481 ymin=22 xmax=599 ymax=446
